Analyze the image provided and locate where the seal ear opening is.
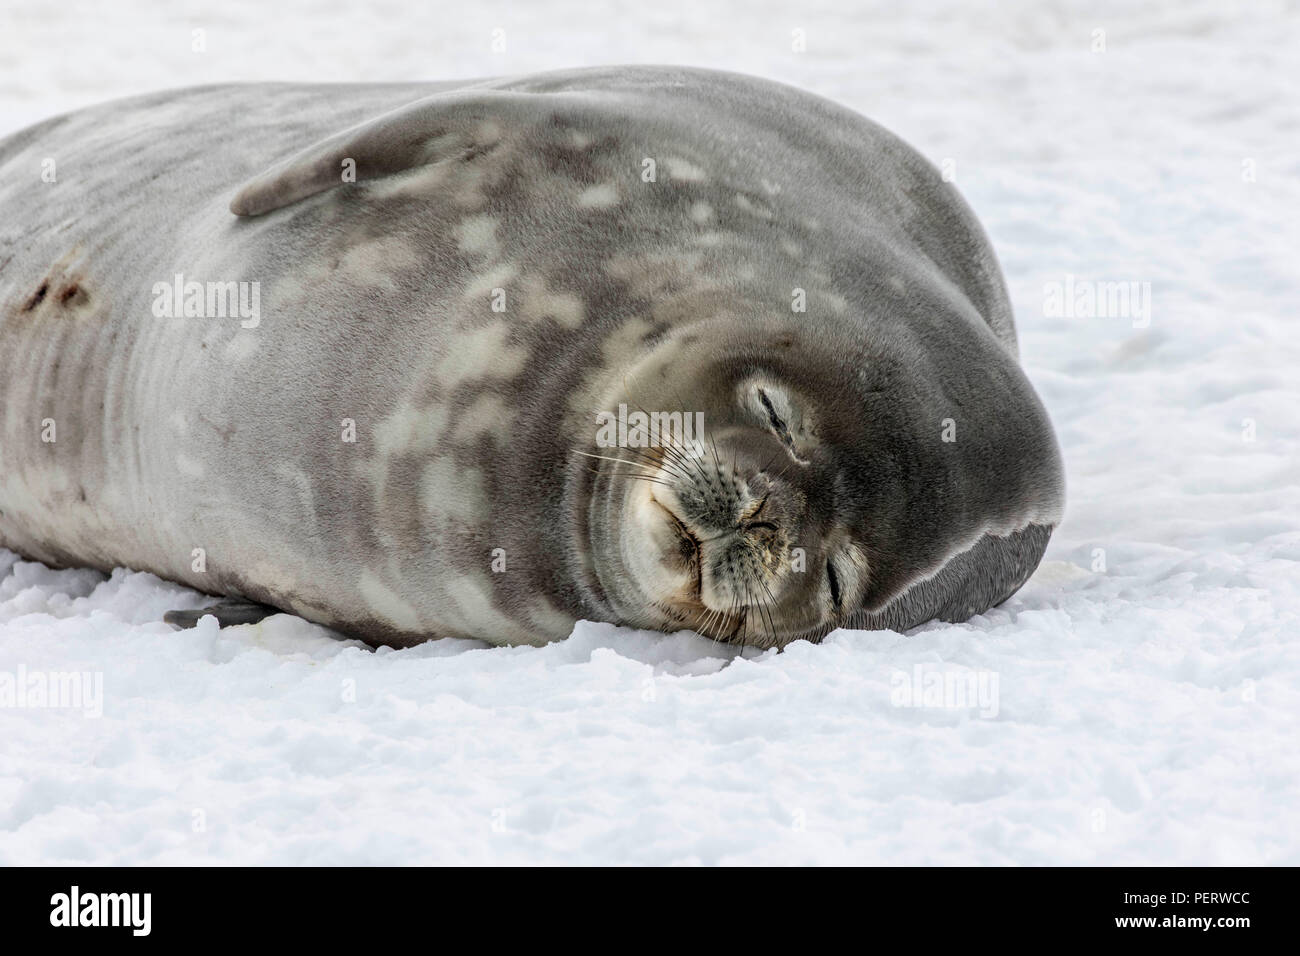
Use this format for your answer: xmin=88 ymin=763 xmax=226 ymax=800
xmin=229 ymin=89 xmax=544 ymax=217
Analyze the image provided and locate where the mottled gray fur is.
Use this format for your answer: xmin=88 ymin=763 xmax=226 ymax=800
xmin=0 ymin=66 xmax=1064 ymax=647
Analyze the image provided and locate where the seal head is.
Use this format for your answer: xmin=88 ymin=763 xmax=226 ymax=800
xmin=583 ymin=307 xmax=1063 ymax=648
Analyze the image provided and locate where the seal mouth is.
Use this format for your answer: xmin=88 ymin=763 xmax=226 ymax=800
xmin=649 ymin=491 xmax=702 ymax=568
xmin=653 ymin=597 xmax=750 ymax=642
xmin=644 ymin=491 xmax=751 ymax=640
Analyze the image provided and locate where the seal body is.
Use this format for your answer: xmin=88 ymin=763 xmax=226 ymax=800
xmin=0 ymin=66 xmax=1064 ymax=647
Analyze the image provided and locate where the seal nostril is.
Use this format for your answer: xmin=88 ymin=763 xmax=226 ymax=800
xmin=676 ymin=525 xmax=701 ymax=562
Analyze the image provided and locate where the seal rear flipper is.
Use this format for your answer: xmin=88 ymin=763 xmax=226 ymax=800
xmin=228 ymin=87 xmax=561 ymax=217
xmin=164 ymin=598 xmax=276 ymax=630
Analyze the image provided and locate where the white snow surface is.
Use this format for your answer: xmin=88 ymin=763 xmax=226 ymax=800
xmin=2 ymin=0 xmax=1298 ymax=864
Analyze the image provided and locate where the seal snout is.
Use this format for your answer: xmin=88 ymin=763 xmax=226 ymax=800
xmin=589 ymin=365 xmax=870 ymax=646
xmin=627 ymin=436 xmax=816 ymax=643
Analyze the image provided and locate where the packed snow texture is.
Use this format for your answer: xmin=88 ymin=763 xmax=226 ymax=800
xmin=2 ymin=0 xmax=1298 ymax=864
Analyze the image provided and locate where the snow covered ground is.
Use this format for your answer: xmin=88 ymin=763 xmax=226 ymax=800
xmin=2 ymin=0 xmax=1298 ymax=864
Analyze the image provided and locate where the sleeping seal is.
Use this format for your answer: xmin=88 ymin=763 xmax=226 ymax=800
xmin=0 ymin=66 xmax=1064 ymax=648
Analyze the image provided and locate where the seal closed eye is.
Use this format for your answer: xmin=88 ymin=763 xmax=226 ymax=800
xmin=825 ymin=561 xmax=842 ymax=614
xmin=0 ymin=65 xmax=1063 ymax=648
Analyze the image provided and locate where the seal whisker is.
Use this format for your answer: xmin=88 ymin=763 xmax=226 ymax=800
xmin=610 ymin=444 xmax=698 ymax=485
xmin=615 ymin=383 xmax=708 ymax=477
xmin=744 ymin=575 xmax=773 ymax=645
xmin=695 ymin=603 xmax=722 ymax=643
xmin=755 ymin=578 xmax=782 ymax=643
xmin=575 ymin=457 xmax=674 ymax=487
xmin=574 ymin=450 xmax=658 ymax=469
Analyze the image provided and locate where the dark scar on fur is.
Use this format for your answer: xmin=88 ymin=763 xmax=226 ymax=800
xmin=22 ymin=282 xmax=49 ymax=311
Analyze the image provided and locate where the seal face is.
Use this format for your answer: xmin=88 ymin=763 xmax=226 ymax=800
xmin=582 ymin=313 xmax=1062 ymax=648
xmin=0 ymin=66 xmax=1064 ymax=648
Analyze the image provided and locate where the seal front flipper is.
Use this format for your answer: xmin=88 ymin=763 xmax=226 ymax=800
xmin=164 ymin=598 xmax=276 ymax=630
xmin=228 ymin=87 xmax=572 ymax=217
